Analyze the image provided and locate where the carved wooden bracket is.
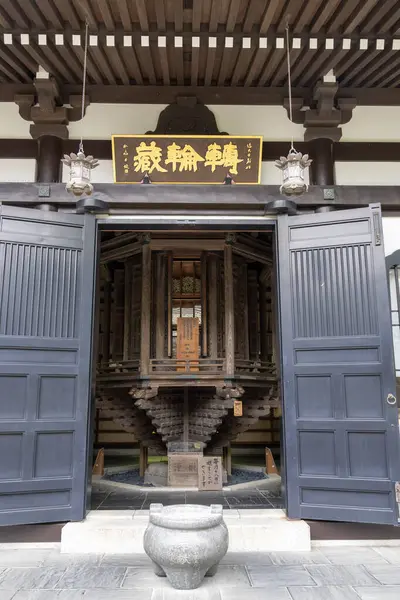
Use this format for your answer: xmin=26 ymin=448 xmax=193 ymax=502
xmin=284 ymin=81 xmax=356 ymax=142
xmin=146 ymin=96 xmax=228 ymax=135
xmin=14 ymin=76 xmax=89 ymax=139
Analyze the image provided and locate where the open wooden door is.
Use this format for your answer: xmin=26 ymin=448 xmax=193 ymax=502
xmin=0 ymin=205 xmax=97 ymax=525
xmin=278 ymin=204 xmax=400 ymax=524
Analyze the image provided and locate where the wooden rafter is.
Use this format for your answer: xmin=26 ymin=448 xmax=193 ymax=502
xmin=2 ymin=0 xmax=30 ymax=28
xmin=154 ymin=0 xmax=166 ymax=31
xmin=135 ymin=0 xmax=149 ymax=32
xmin=36 ymin=0 xmax=64 ymax=29
xmin=71 ymin=0 xmax=95 ymax=27
xmin=226 ymin=0 xmax=241 ymax=33
xmin=89 ymin=45 xmax=115 ymax=84
xmin=310 ymin=0 xmax=342 ymax=33
xmin=259 ymin=0 xmax=281 ymax=34
xmin=97 ymin=0 xmax=114 ymax=31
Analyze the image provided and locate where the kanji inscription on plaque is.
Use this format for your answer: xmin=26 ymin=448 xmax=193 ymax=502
xmin=168 ymin=454 xmax=199 ymax=487
xmin=198 ymin=457 xmax=223 ymax=491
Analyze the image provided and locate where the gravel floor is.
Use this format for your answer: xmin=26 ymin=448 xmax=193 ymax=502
xmin=104 ymin=467 xmax=267 ymax=487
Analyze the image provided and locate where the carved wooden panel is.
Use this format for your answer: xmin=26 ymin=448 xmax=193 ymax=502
xmin=177 ymin=317 xmax=199 ymax=371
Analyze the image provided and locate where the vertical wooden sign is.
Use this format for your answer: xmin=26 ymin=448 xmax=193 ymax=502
xmin=233 ymin=400 xmax=243 ymax=417
xmin=177 ymin=317 xmax=199 ymax=371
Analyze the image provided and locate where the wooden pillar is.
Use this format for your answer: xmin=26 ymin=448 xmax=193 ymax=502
xmin=309 ymin=138 xmax=335 ymax=186
xmin=102 ymin=270 xmax=111 ymax=364
xmin=223 ymin=445 xmax=232 ymax=476
xmin=36 ymin=135 xmax=62 ymax=183
xmin=201 ymin=252 xmax=208 ymax=357
xmin=259 ymin=267 xmax=272 ymax=362
xmin=123 ymin=261 xmax=132 ymax=361
xmin=140 ymin=234 xmax=152 ymax=377
xmin=224 ymin=234 xmax=235 ymax=378
xmin=208 ymin=254 xmax=218 ymax=359
xmin=248 ymin=269 xmax=259 ymax=360
xmin=167 ymin=252 xmax=173 ymax=358
xmin=155 ymin=253 xmax=166 ymax=359
xmin=139 ymin=443 xmax=148 ymax=477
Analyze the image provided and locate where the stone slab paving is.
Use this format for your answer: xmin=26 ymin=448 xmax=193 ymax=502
xmin=0 ymin=546 xmax=397 ymax=599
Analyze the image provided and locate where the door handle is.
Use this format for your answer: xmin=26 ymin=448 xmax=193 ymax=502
xmin=387 ymin=393 xmax=397 ymax=405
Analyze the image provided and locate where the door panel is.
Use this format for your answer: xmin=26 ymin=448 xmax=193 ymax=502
xmin=278 ymin=204 xmax=400 ymax=524
xmin=0 ymin=205 xmax=96 ymax=525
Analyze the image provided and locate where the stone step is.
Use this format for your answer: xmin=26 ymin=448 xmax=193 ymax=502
xmin=61 ymin=509 xmax=310 ymax=554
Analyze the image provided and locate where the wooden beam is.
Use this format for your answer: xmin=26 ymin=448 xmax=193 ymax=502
xmin=311 ymin=0 xmax=342 ymax=33
xmin=361 ymin=0 xmax=398 ymax=32
xmin=226 ymin=0 xmax=241 ymax=33
xmin=106 ymin=46 xmax=130 ymax=85
xmin=204 ymin=45 xmax=217 ymax=86
xmin=6 ymin=182 xmax=400 ymax=211
xmin=174 ymin=0 xmax=184 ymax=32
xmin=232 ymin=242 xmax=272 ymax=266
xmin=244 ymin=47 xmax=271 ymax=87
xmin=294 ymin=0 xmax=323 ymax=33
xmin=123 ymin=260 xmax=132 ymax=360
xmin=100 ymin=241 xmax=142 ymax=263
xmin=167 ymin=252 xmax=173 ymax=358
xmin=192 ymin=0 xmax=202 ymax=32
xmin=135 ymin=0 xmax=149 ymax=31
xmin=231 ymin=45 xmax=256 ymax=86
xmin=201 ymin=251 xmax=208 ymax=357
xmin=208 ymin=254 xmax=218 ymax=359
xmin=116 ymin=0 xmax=132 ymax=29
xmin=343 ymin=0 xmax=382 ymax=34
xmin=155 ymin=253 xmax=166 ymax=359
xmin=140 ymin=235 xmax=152 ymax=377
xmin=155 ymin=1 xmax=166 ymax=31
xmin=2 ymin=0 xmax=30 ymax=28
xmin=89 ymin=45 xmax=116 ymax=84
xmin=190 ymin=43 xmax=200 ymax=85
xmin=98 ymin=0 xmax=115 ymax=30
xmin=2 ymin=82 xmax=400 ymax=106
xmin=209 ymin=1 xmax=220 ymax=33
xmin=260 ymin=0 xmax=281 ymax=33
xmin=75 ymin=0 xmax=97 ymax=27
xmin=243 ymin=0 xmax=263 ymax=33
xmin=224 ymin=235 xmax=235 ymax=378
xmin=0 ymin=45 xmax=31 ymax=82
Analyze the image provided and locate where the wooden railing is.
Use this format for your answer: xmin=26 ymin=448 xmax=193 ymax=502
xmin=97 ymin=358 xmax=276 ymax=380
xmin=149 ymin=358 xmax=225 ymax=374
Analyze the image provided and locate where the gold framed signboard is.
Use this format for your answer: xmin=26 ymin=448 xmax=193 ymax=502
xmin=112 ymin=134 xmax=262 ymax=184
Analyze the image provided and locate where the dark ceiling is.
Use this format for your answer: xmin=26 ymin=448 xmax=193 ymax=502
xmin=1 ymin=1 xmax=400 ymax=90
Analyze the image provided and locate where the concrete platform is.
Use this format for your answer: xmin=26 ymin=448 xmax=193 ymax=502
xmin=61 ymin=508 xmax=311 ymax=554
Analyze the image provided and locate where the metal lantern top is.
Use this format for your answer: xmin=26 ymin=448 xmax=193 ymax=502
xmin=275 ymin=149 xmax=312 ymax=197
xmin=61 ymin=150 xmax=99 ymax=197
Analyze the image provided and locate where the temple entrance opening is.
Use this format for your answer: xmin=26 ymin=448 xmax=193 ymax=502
xmin=92 ymin=228 xmax=281 ymax=498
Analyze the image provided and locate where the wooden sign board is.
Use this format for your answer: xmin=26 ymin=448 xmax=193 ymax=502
xmin=233 ymin=400 xmax=243 ymax=417
xmin=168 ymin=453 xmax=199 ymax=487
xmin=177 ymin=317 xmax=199 ymax=372
xmin=198 ymin=457 xmax=223 ymax=491
xmin=112 ymin=135 xmax=262 ymax=184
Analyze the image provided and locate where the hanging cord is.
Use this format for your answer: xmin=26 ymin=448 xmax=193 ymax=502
xmin=79 ymin=20 xmax=89 ymax=153
xmin=285 ymin=22 xmax=295 ymax=152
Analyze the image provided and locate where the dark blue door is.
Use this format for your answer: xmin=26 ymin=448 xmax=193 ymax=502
xmin=0 ymin=205 xmax=97 ymax=525
xmin=278 ymin=204 xmax=400 ymax=524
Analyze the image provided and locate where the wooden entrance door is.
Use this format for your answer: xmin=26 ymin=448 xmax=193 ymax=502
xmin=0 ymin=205 xmax=97 ymax=525
xmin=278 ymin=204 xmax=400 ymax=525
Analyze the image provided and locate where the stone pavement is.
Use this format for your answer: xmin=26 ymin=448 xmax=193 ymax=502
xmin=0 ymin=545 xmax=399 ymax=599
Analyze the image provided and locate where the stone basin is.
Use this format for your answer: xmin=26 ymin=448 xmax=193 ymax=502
xmin=143 ymin=503 xmax=229 ymax=590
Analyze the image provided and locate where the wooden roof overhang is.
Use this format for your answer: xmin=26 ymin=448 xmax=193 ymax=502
xmin=2 ymin=1 xmax=400 ymax=104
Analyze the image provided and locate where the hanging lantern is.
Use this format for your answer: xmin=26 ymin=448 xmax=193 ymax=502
xmin=275 ymin=149 xmax=312 ymax=196
xmin=62 ymin=149 xmax=99 ymax=197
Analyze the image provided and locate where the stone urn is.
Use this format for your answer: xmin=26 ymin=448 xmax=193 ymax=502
xmin=143 ymin=503 xmax=228 ymax=590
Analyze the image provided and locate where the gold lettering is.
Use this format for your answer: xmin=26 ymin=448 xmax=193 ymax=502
xmin=165 ymin=143 xmax=205 ymax=172
xmin=133 ymin=141 xmax=167 ymax=173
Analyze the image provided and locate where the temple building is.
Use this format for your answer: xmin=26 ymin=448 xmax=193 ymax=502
xmin=0 ymin=1 xmax=399 ymax=535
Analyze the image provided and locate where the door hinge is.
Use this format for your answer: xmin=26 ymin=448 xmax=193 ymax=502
xmin=372 ymin=211 xmax=382 ymax=246
xmin=395 ymin=482 xmax=400 ymax=522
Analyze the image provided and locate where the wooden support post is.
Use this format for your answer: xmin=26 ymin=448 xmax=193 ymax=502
xmin=201 ymin=251 xmax=208 ymax=357
xmin=36 ymin=135 xmax=62 ymax=183
xmin=155 ymin=253 xmax=166 ymax=359
xmin=102 ymin=274 xmax=111 ymax=364
xmin=183 ymin=387 xmax=189 ymax=443
xmin=123 ymin=261 xmax=132 ymax=361
xmin=223 ymin=445 xmax=232 ymax=476
xmin=167 ymin=252 xmax=173 ymax=358
xmin=224 ymin=235 xmax=235 ymax=378
xmin=259 ymin=267 xmax=272 ymax=362
xmin=140 ymin=234 xmax=152 ymax=377
xmin=208 ymin=254 xmax=218 ymax=359
xmin=309 ymin=138 xmax=335 ymax=186
xmin=248 ymin=269 xmax=260 ymax=360
xmin=139 ymin=443 xmax=148 ymax=477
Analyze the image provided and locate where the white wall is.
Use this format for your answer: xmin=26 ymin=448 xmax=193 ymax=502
xmin=69 ymin=103 xmax=305 ymax=141
xmin=0 ymin=159 xmax=35 ymax=182
xmin=335 ymin=162 xmax=400 ymax=186
xmin=0 ymin=104 xmax=31 ymax=138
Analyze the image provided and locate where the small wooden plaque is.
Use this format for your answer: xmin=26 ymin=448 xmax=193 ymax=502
xmin=233 ymin=400 xmax=243 ymax=417
xmin=177 ymin=317 xmax=199 ymax=371
xmin=198 ymin=457 xmax=223 ymax=491
xmin=168 ymin=453 xmax=199 ymax=487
